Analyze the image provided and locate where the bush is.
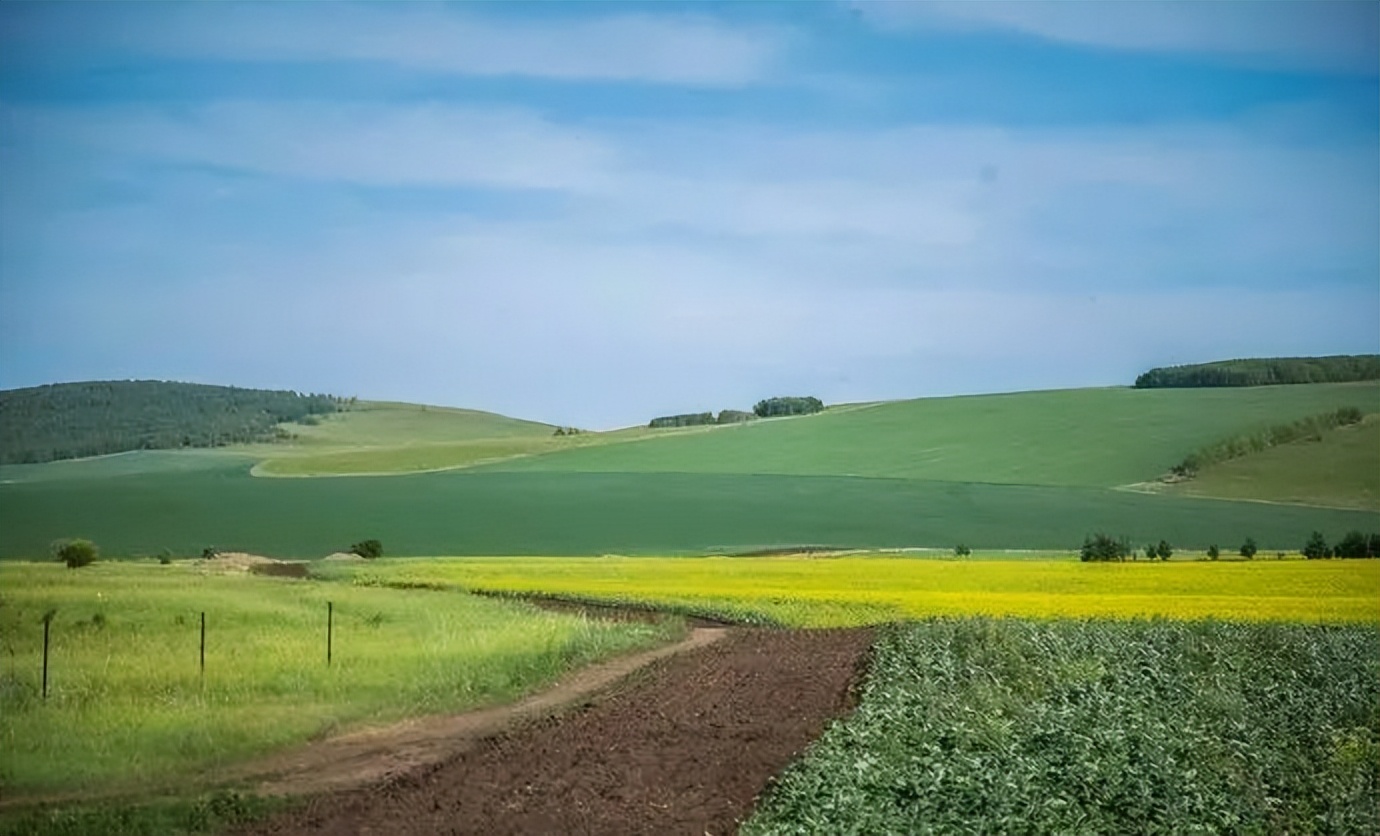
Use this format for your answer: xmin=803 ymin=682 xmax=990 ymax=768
xmin=1240 ymin=537 xmax=1257 ymax=559
xmin=202 ymin=546 xmax=220 ymax=560
xmin=954 ymin=544 xmax=971 ymax=557
xmin=1207 ymin=544 xmax=1220 ymax=561
xmin=350 ymin=539 xmax=383 ymax=559
xmin=1080 ymin=533 xmax=1129 ymax=562
xmin=52 ymin=538 xmax=98 ymax=569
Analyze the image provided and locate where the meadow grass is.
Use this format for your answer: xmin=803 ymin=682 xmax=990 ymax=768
xmin=476 ymin=382 xmax=1380 ymax=488
xmin=744 ymin=618 xmax=1380 ymax=835
xmin=0 ymin=561 xmax=677 ymax=797
xmin=1170 ymin=417 xmax=1380 ymax=510
xmin=367 ymin=555 xmax=1380 ymax=627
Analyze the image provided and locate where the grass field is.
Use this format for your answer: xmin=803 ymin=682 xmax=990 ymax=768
xmin=364 ymin=556 xmax=1380 ymax=626
xmin=1168 ymin=417 xmax=1380 ymax=511
xmin=744 ymin=618 xmax=1380 ymax=835
xmin=0 ymin=561 xmax=675 ymax=797
xmin=474 ymin=383 xmax=1380 ymax=488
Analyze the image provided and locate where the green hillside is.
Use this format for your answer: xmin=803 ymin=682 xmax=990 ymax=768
xmin=477 ymin=383 xmax=1380 ymax=488
xmin=1167 ymin=418 xmax=1380 ymax=511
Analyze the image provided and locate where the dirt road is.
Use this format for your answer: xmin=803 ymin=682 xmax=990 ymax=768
xmin=234 ymin=628 xmax=872 ymax=836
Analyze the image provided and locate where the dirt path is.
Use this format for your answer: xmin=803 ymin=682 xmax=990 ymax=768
xmin=222 ymin=627 xmax=730 ymax=798
xmin=233 ymin=628 xmax=873 ymax=836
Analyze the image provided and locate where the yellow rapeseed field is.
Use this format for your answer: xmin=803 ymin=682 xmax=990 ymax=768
xmin=375 ymin=555 xmax=1380 ymax=627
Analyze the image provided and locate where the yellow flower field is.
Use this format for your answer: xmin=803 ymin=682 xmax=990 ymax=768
xmin=375 ymin=554 xmax=1380 ymax=627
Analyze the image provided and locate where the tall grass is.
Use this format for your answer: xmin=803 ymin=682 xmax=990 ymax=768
xmin=369 ymin=555 xmax=1380 ymax=627
xmin=0 ymin=561 xmax=675 ymax=796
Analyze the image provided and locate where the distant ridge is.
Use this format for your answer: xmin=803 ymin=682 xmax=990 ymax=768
xmin=1134 ymin=355 xmax=1380 ymax=389
xmin=0 ymin=380 xmax=343 ymax=464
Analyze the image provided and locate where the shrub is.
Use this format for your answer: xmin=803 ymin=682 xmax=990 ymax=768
xmin=1207 ymin=544 xmax=1220 ymax=561
xmin=350 ymin=539 xmax=383 ymax=559
xmin=1240 ymin=537 xmax=1257 ymax=560
xmin=953 ymin=544 xmax=971 ymax=557
xmin=1080 ymin=533 xmax=1129 ymax=562
xmin=202 ymin=546 xmax=220 ymax=560
xmin=52 ymin=538 xmax=98 ymax=569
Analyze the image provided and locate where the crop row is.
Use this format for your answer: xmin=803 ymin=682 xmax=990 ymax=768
xmin=745 ymin=618 xmax=1380 ymax=835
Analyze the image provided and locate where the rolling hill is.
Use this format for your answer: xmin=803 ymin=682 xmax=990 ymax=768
xmin=0 ymin=379 xmax=1376 ymax=558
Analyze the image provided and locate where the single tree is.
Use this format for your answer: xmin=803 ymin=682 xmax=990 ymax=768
xmin=52 ymin=538 xmax=98 ymax=569
xmin=1207 ymin=544 xmax=1220 ymax=561
xmin=954 ymin=544 xmax=971 ymax=557
xmin=1303 ymin=531 xmax=1331 ymax=560
xmin=1155 ymin=540 xmax=1173 ymax=561
xmin=1239 ymin=537 xmax=1257 ymax=560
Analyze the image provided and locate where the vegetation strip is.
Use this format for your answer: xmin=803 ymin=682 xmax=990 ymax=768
xmin=745 ymin=618 xmax=1380 ymax=835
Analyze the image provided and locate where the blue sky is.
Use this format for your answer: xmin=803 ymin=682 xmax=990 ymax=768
xmin=1 ymin=1 xmax=1376 ymax=428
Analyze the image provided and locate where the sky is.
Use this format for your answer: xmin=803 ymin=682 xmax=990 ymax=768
xmin=1 ymin=2 xmax=1377 ymax=429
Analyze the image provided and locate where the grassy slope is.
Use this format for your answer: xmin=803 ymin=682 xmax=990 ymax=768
xmin=251 ymin=401 xmax=729 ymax=476
xmin=1167 ymin=417 xmax=1380 ymax=510
xmin=477 ymin=383 xmax=1380 ymax=488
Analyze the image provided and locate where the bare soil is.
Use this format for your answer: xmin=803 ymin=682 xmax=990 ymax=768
xmin=232 ymin=628 xmax=872 ymax=836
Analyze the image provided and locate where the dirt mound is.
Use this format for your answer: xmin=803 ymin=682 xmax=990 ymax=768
xmin=201 ymin=553 xmax=308 ymax=578
xmin=321 ymin=552 xmax=367 ymax=562
xmin=233 ymin=628 xmax=872 ymax=836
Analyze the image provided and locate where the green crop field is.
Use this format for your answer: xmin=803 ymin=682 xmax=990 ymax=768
xmin=0 ymin=561 xmax=674 ymax=797
xmin=1 ymin=466 xmax=1377 ymax=560
xmin=367 ymin=556 xmax=1380 ymax=626
xmin=744 ymin=618 xmax=1380 ymax=835
xmin=1167 ymin=417 xmax=1380 ymax=510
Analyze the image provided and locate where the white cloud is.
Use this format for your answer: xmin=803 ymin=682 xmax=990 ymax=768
xmin=858 ymin=1 xmax=1380 ymax=75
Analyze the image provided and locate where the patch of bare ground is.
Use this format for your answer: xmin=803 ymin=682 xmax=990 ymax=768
xmin=232 ymin=627 xmax=873 ymax=836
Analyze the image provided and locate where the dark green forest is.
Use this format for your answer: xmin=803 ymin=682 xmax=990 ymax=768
xmin=753 ymin=396 xmax=824 ymax=417
xmin=0 ymin=381 xmax=343 ymax=464
xmin=1134 ymin=355 xmax=1380 ymax=388
xmin=648 ymin=409 xmax=759 ymax=428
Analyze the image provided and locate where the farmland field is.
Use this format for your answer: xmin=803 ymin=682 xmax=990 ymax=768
xmin=0 ymin=561 xmax=675 ymax=797
xmin=744 ymin=618 xmax=1380 ymax=836
xmin=369 ymin=555 xmax=1380 ymax=626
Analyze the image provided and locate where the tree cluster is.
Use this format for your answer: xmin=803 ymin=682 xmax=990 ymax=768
xmin=753 ymin=396 xmax=824 ymax=418
xmin=1134 ymin=355 xmax=1380 ymax=389
xmin=552 ymin=426 xmax=585 ymax=436
xmin=1169 ymin=407 xmax=1365 ymax=479
xmin=1303 ymin=530 xmax=1380 ymax=559
xmin=1080 ymin=533 xmax=1132 ymax=562
xmin=648 ymin=410 xmax=760 ymax=428
xmin=0 ymin=380 xmax=344 ymax=464
xmin=350 ymin=539 xmax=383 ymax=559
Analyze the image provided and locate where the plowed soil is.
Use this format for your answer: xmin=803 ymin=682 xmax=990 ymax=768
xmin=234 ymin=628 xmax=872 ymax=836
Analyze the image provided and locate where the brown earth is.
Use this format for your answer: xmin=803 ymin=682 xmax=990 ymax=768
xmin=233 ymin=628 xmax=873 ymax=836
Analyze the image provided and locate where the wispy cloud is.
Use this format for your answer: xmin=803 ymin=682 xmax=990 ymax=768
xmin=860 ymin=1 xmax=1380 ymax=75
xmin=5 ymin=3 xmax=789 ymax=86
